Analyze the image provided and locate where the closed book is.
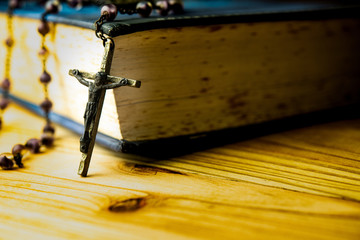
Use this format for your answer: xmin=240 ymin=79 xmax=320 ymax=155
xmin=1 ymin=1 xmax=360 ymax=155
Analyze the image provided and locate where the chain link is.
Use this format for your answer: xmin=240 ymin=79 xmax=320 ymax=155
xmin=118 ymin=7 xmax=137 ymax=15
xmin=94 ymin=14 xmax=115 ymax=47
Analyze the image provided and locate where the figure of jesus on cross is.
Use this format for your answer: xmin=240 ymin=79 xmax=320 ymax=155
xmin=69 ymin=39 xmax=141 ymax=177
xmin=71 ymin=70 xmax=130 ymax=153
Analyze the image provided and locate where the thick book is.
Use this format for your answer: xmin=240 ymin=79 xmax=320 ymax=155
xmin=1 ymin=1 xmax=360 ymax=155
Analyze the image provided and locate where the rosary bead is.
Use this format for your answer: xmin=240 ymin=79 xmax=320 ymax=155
xmin=9 ymin=0 xmax=22 ymax=9
xmin=41 ymin=133 xmax=54 ymax=146
xmin=0 ymin=155 xmax=14 ymax=170
xmin=45 ymin=0 xmax=61 ymax=14
xmin=12 ymin=144 xmax=25 ymax=168
xmin=12 ymin=144 xmax=25 ymax=155
xmin=169 ymin=0 xmax=184 ymax=14
xmin=0 ymin=98 xmax=10 ymax=110
xmin=1 ymin=78 xmax=11 ymax=91
xmin=43 ymin=123 xmax=55 ymax=134
xmin=5 ymin=37 xmax=14 ymax=48
xmin=40 ymin=71 xmax=51 ymax=84
xmin=136 ymin=1 xmax=153 ymax=18
xmin=67 ymin=0 xmax=82 ymax=9
xmin=25 ymin=138 xmax=41 ymax=153
xmin=40 ymin=99 xmax=53 ymax=113
xmin=101 ymin=4 xmax=118 ymax=21
xmin=38 ymin=20 xmax=50 ymax=36
xmin=156 ymin=0 xmax=170 ymax=16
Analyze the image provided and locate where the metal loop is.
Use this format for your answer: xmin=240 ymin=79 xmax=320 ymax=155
xmin=103 ymin=37 xmax=115 ymax=48
xmin=94 ymin=14 xmax=114 ymax=47
xmin=94 ymin=15 xmax=105 ymax=32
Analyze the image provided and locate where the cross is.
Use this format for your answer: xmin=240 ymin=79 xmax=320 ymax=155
xmin=68 ymin=39 xmax=141 ymax=177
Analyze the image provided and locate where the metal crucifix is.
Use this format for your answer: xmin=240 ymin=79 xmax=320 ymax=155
xmin=69 ymin=39 xmax=141 ymax=177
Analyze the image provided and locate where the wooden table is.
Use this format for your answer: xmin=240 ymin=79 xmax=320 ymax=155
xmin=1 ymin=105 xmax=359 ymax=240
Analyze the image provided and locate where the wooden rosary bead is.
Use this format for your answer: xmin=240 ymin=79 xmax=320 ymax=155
xmin=12 ymin=144 xmax=25 ymax=155
xmin=136 ymin=1 xmax=153 ymax=18
xmin=40 ymin=98 xmax=53 ymax=113
xmin=1 ymin=78 xmax=11 ymax=91
xmin=25 ymin=138 xmax=41 ymax=153
xmin=156 ymin=0 xmax=170 ymax=16
xmin=41 ymin=133 xmax=54 ymax=146
xmin=9 ymin=0 xmax=22 ymax=9
xmin=43 ymin=123 xmax=55 ymax=134
xmin=12 ymin=144 xmax=25 ymax=168
xmin=67 ymin=0 xmax=82 ymax=9
xmin=45 ymin=0 xmax=61 ymax=14
xmin=5 ymin=37 xmax=14 ymax=48
xmin=38 ymin=20 xmax=50 ymax=36
xmin=0 ymin=155 xmax=14 ymax=170
xmin=40 ymin=71 xmax=51 ymax=84
xmin=0 ymin=98 xmax=10 ymax=110
xmin=169 ymin=0 xmax=184 ymax=14
xmin=101 ymin=4 xmax=118 ymax=21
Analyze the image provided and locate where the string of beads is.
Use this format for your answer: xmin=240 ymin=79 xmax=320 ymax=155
xmin=37 ymin=0 xmax=59 ymax=147
xmin=67 ymin=0 xmax=183 ymax=18
xmin=0 ymin=0 xmax=59 ymax=170
xmin=0 ymin=0 xmax=185 ymax=170
xmin=0 ymin=2 xmax=18 ymax=130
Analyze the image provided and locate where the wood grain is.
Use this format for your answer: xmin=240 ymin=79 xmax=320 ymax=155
xmin=0 ymin=104 xmax=360 ymax=239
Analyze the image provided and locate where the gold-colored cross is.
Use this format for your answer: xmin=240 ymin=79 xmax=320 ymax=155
xmin=69 ymin=39 xmax=141 ymax=177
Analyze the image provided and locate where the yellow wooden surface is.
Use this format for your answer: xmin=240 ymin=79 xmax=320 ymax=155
xmin=0 ymin=104 xmax=360 ymax=240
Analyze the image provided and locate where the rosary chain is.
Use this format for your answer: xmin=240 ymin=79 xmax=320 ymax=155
xmin=0 ymin=0 xmax=58 ymax=171
xmin=94 ymin=14 xmax=115 ymax=47
xmin=4 ymin=9 xmax=14 ymax=79
xmin=0 ymin=5 xmax=15 ymax=130
xmin=118 ymin=7 xmax=137 ymax=15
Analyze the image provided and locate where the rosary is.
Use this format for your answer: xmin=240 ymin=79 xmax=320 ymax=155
xmin=0 ymin=0 xmax=59 ymax=170
xmin=0 ymin=0 xmax=184 ymax=175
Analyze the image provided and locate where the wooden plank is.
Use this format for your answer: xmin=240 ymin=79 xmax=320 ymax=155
xmin=0 ymin=104 xmax=360 ymax=239
xmin=134 ymin=119 xmax=360 ymax=200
